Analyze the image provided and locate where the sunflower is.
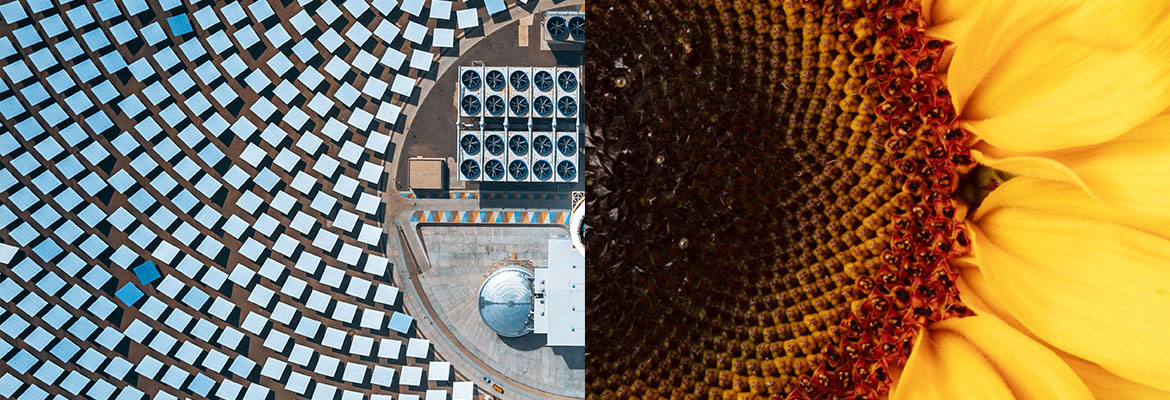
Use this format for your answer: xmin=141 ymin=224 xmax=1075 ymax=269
xmin=895 ymin=1 xmax=1170 ymax=398
xmin=585 ymin=0 xmax=1170 ymax=399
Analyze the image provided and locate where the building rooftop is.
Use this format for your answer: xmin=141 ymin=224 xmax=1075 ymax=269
xmin=535 ymin=236 xmax=585 ymax=346
xmin=409 ymin=158 xmax=446 ymax=190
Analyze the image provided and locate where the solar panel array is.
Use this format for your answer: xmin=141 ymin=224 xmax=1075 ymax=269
xmin=0 ymin=0 xmax=495 ymax=399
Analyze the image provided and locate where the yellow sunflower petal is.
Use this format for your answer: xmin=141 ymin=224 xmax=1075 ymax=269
xmin=958 ymin=256 xmax=1170 ymax=398
xmin=952 ymin=255 xmax=1024 ymax=329
xmin=932 ymin=0 xmax=1170 ymax=152
xmin=893 ymin=316 xmax=1092 ymax=400
xmin=974 ymin=114 xmax=1170 ymax=218
xmin=1060 ymin=353 xmax=1170 ymax=400
xmin=969 ymin=177 xmax=1170 ymax=391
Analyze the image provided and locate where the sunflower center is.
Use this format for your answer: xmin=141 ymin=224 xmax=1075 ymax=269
xmin=586 ymin=0 xmax=974 ymax=398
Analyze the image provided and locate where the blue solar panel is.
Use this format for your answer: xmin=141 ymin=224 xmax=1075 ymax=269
xmin=9 ymin=223 xmax=37 ymax=248
xmin=87 ymin=111 xmax=116 ymax=134
xmin=42 ymin=304 xmax=72 ymax=330
xmin=22 ymin=381 xmax=50 ymax=399
xmin=13 ymin=25 xmax=41 ymax=47
xmin=41 ymin=14 xmax=67 ymax=36
xmin=0 ymin=314 xmax=30 ymax=339
xmin=28 ymin=172 xmax=61 ymax=197
xmin=31 ymin=237 xmax=62 ymax=260
xmin=128 ymin=57 xmax=156 ymax=81
xmin=10 ymin=188 xmax=38 ymax=211
xmin=0 ymin=97 xmax=21 ymax=119
xmin=189 ymin=374 xmax=216 ymax=397
xmin=10 ymin=151 xmax=38 ymax=174
xmin=141 ymin=22 xmax=165 ymax=45
xmin=87 ymin=379 xmax=116 ymax=400
xmin=134 ymin=261 xmax=162 ymax=284
xmin=135 ymin=355 xmax=164 ymax=378
xmin=56 ymin=185 xmax=83 ymax=209
xmin=123 ymin=0 xmax=147 ymax=14
xmin=8 ymin=350 xmax=37 ymax=374
xmin=110 ymin=21 xmax=138 ymax=44
xmin=234 ymin=25 xmax=260 ymax=48
xmin=67 ymin=316 xmax=98 ymax=340
xmin=37 ymin=269 xmax=68 ymax=296
xmin=39 ymin=103 xmax=68 ymax=126
xmin=222 ymin=1 xmax=246 ymax=23
xmin=0 ymin=37 xmax=15 ymax=58
xmin=93 ymin=0 xmax=119 ymax=21
xmin=154 ymin=47 xmax=180 ymax=70
xmin=99 ymin=51 xmax=128 ymax=72
xmin=0 ymin=374 xmax=17 ymax=398
xmin=65 ymin=5 xmax=94 ymax=28
xmin=103 ymin=357 xmax=133 ymax=380
xmin=20 ymin=82 xmax=49 ymax=105
xmin=0 ymin=1 xmax=27 ymax=23
xmin=486 ymin=0 xmax=506 ymax=14
xmin=90 ymin=296 xmax=117 ymax=319
xmin=59 ymin=371 xmax=89 ymax=394
xmin=46 ymin=70 xmax=74 ymax=93
xmin=108 ymin=169 xmax=136 ymax=192
xmin=29 ymin=48 xmax=56 ymax=71
xmin=25 ymin=326 xmax=55 ymax=351
xmin=160 ymin=366 xmax=190 ymax=389
xmin=73 ymin=59 xmax=101 ymax=83
xmin=26 ymin=0 xmax=51 ymax=13
xmin=125 ymin=156 xmax=156 ymax=177
xmin=389 ymin=311 xmax=413 ymax=333
xmin=207 ymin=30 xmax=232 ymax=54
xmin=83 ymin=267 xmax=112 ymax=290
xmin=76 ymin=236 xmax=104 ymax=259
xmin=56 ymin=37 xmax=84 ymax=60
xmin=82 ymin=28 xmax=112 ymax=51
xmin=55 ymin=221 xmax=83 ymax=245
xmin=115 ymin=283 xmax=145 ymax=305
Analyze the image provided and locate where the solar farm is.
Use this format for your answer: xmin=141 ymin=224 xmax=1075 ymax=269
xmin=0 ymin=0 xmax=583 ymax=399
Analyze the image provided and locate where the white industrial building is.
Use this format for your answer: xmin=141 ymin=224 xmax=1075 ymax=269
xmin=476 ymin=235 xmax=584 ymax=347
xmin=533 ymin=236 xmax=585 ymax=346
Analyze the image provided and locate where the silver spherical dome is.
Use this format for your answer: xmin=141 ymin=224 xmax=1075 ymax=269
xmin=477 ymin=266 xmax=535 ymax=337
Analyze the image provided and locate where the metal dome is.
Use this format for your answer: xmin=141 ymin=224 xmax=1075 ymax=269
xmin=477 ymin=266 xmax=535 ymax=337
xmin=486 ymin=70 xmax=506 ymax=91
xmin=557 ymin=71 xmax=578 ymax=92
xmin=568 ymin=16 xmax=585 ymax=38
xmin=532 ymin=160 xmax=553 ymax=180
xmin=508 ymin=160 xmax=528 ymax=180
xmin=485 ymin=95 xmax=505 ymax=115
xmin=533 ymin=95 xmax=553 ymax=116
xmin=546 ymin=16 xmax=568 ymax=39
xmin=461 ymin=70 xmax=481 ymax=90
xmin=509 ymin=70 xmax=529 ymax=91
xmin=533 ymin=134 xmax=553 ymax=156
xmin=534 ymin=71 xmax=554 ymax=91
xmin=557 ymin=135 xmax=577 ymax=156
